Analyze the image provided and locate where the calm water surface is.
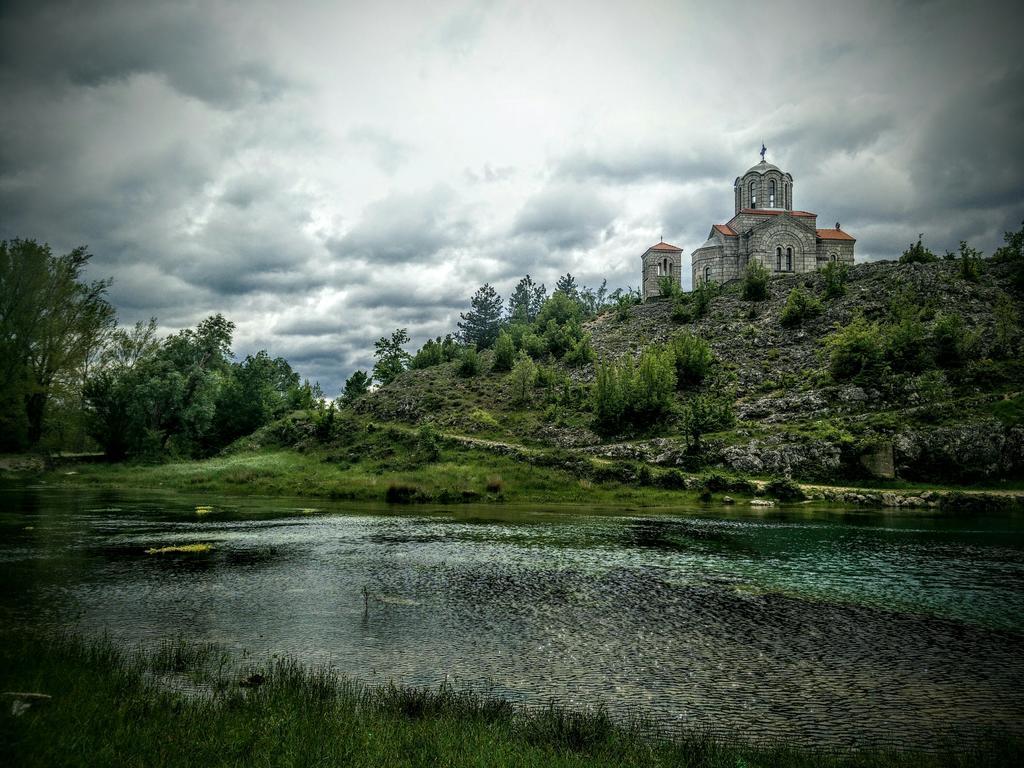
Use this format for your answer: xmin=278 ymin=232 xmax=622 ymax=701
xmin=2 ymin=484 xmax=1023 ymax=747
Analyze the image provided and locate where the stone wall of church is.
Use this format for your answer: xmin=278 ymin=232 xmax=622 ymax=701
xmin=815 ymin=240 xmax=855 ymax=266
xmin=749 ymin=221 xmax=818 ymax=274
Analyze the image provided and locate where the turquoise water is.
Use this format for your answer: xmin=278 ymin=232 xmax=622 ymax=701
xmin=2 ymin=485 xmax=1022 ymax=747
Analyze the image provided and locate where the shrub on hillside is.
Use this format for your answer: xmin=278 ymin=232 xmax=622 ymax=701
xmin=591 ymin=348 xmax=677 ymax=434
xmin=658 ymin=276 xmax=683 ymax=300
xmin=563 ymin=333 xmax=595 ymax=367
xmin=885 ymin=316 xmax=932 ymax=373
xmin=492 ymin=331 xmax=515 ymax=371
xmin=669 ymin=332 xmax=714 ymax=388
xmin=509 ymin=353 xmax=537 ymax=404
xmin=825 ymin=315 xmax=885 ymax=381
xmin=932 ymin=313 xmax=980 ymax=367
xmin=741 ymin=261 xmax=770 ymax=301
xmin=821 ymin=260 xmax=848 ymax=299
xmin=957 ymin=240 xmax=984 ymax=282
xmin=673 ymin=281 xmax=718 ymax=324
xmin=680 ymin=393 xmax=735 ymax=451
xmin=780 ymin=287 xmax=823 ymax=327
xmin=900 ymin=236 xmax=939 ymax=264
xmin=457 ymin=347 xmax=481 ymax=377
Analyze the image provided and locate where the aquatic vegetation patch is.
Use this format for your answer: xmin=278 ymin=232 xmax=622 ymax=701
xmin=194 ymin=505 xmax=214 ymax=515
xmin=144 ymin=543 xmax=213 ymax=555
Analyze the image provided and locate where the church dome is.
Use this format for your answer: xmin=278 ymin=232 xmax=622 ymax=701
xmin=744 ymin=159 xmax=782 ymax=175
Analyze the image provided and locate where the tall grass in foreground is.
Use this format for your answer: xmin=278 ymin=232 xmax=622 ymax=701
xmin=1 ymin=632 xmax=1019 ymax=768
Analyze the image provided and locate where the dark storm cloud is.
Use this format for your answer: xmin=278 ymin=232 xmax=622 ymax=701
xmin=328 ymin=186 xmax=472 ymax=265
xmin=512 ymin=185 xmax=618 ymax=251
xmin=556 ymin=145 xmax=733 ymax=184
xmin=0 ymin=0 xmax=289 ymax=107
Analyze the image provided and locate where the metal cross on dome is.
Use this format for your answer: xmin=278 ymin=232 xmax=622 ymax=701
xmin=760 ymin=143 xmax=767 ymax=162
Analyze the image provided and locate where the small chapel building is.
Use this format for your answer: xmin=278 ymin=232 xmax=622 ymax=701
xmin=640 ymin=151 xmax=856 ymax=299
xmin=690 ymin=152 xmax=855 ymax=288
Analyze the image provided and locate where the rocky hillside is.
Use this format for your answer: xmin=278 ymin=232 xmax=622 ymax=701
xmin=357 ymin=258 xmax=1023 ymax=485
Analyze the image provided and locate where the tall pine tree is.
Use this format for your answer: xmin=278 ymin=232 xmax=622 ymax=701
xmin=458 ymin=284 xmax=503 ymax=349
xmin=506 ymin=275 xmax=547 ymax=324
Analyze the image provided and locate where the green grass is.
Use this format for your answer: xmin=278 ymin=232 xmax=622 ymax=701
xmin=43 ymin=445 xmax=711 ymax=507
xmin=2 ymin=632 xmax=1018 ymax=768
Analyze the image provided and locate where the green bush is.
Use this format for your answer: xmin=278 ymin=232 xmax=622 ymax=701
xmin=932 ymin=313 xmax=980 ymax=367
xmin=563 ymin=333 xmax=595 ymax=367
xmin=825 ymin=315 xmax=885 ymax=380
xmin=457 ymin=347 xmax=481 ymax=377
xmin=591 ymin=347 xmax=676 ymax=434
xmin=417 ymin=423 xmax=441 ymax=461
xmin=885 ymin=316 xmax=932 ymax=373
xmin=765 ymin=477 xmax=806 ymax=501
xmin=820 ymin=260 xmax=848 ymax=299
xmin=658 ymin=275 xmax=682 ymax=299
xmin=900 ymin=236 xmax=939 ymax=264
xmin=957 ymin=240 xmax=984 ymax=282
xmin=780 ymin=286 xmax=823 ymax=327
xmin=742 ymin=261 xmax=770 ymax=301
xmin=492 ymin=331 xmax=515 ymax=372
xmin=669 ymin=332 xmax=714 ymax=388
xmin=680 ymin=393 xmax=735 ymax=451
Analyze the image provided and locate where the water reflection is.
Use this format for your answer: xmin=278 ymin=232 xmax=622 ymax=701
xmin=1 ymin=485 xmax=1022 ymax=747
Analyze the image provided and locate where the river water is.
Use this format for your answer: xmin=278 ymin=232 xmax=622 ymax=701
xmin=2 ymin=484 xmax=1022 ymax=747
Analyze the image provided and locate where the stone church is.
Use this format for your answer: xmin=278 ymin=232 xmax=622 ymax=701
xmin=640 ymin=151 xmax=855 ymax=299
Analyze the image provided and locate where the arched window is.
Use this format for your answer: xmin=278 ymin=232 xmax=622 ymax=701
xmin=830 ymin=253 xmax=837 ymax=262
xmin=769 ymin=180 xmax=776 ymax=207
xmin=785 ymin=247 xmax=793 ymax=271
xmin=704 ymin=265 xmax=712 ymax=285
xmin=749 ymin=180 xmax=757 ymax=208
xmin=776 ymin=246 xmax=782 ymax=271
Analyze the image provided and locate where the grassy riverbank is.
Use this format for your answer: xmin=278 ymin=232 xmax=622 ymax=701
xmin=1 ymin=633 xmax=1018 ymax=768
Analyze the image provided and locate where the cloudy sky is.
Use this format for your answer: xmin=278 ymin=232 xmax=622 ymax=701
xmin=2 ymin=0 xmax=1021 ymax=394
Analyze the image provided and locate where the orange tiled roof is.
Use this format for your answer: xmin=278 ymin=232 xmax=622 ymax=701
xmin=647 ymin=241 xmax=682 ymax=252
xmin=816 ymin=228 xmax=856 ymax=241
xmin=713 ymin=224 xmax=737 ymax=237
xmin=738 ymin=208 xmax=816 ymax=217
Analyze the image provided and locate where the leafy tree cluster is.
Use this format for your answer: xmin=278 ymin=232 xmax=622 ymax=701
xmin=592 ymin=342 xmax=731 ymax=440
xmin=592 ymin=348 xmax=676 ymax=434
xmin=373 ymin=329 xmax=413 ymax=386
xmin=410 ymin=335 xmax=459 ymax=369
xmin=825 ymin=307 xmax=992 ymax=383
xmin=85 ymin=315 xmax=316 ymax=459
xmin=0 ymin=239 xmax=116 ymax=450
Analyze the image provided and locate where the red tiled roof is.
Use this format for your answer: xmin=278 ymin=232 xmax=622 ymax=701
xmin=647 ymin=241 xmax=682 ymax=252
xmin=816 ymin=228 xmax=856 ymax=241
xmin=713 ymin=224 xmax=737 ymax=237
xmin=738 ymin=208 xmax=816 ymax=217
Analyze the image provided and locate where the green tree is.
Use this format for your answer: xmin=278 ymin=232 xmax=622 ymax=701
xmin=680 ymin=393 xmax=735 ymax=452
xmin=741 ymin=261 xmax=770 ymax=301
xmin=993 ymin=293 xmax=1019 ymax=358
xmin=0 ymin=239 xmax=116 ymax=448
xmin=509 ymin=353 xmax=537 ymax=404
xmin=492 ymin=330 xmax=516 ymax=371
xmin=506 ymin=275 xmax=547 ymax=324
xmin=957 ymin=240 xmax=983 ymax=282
xmin=341 ymin=370 xmax=371 ymax=404
xmin=555 ymin=273 xmax=579 ymax=303
xmin=458 ymin=283 xmax=503 ymax=349
xmin=372 ymin=329 xmax=412 ymax=386
xmin=209 ymin=351 xmax=304 ymax=449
